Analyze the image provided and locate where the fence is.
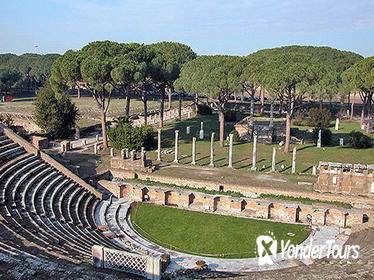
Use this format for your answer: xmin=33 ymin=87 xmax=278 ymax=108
xmin=92 ymin=245 xmax=161 ymax=280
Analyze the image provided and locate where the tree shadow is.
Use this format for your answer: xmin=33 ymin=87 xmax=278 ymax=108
xmin=301 ymin=166 xmax=313 ymax=173
xmin=297 ymin=145 xmax=314 ymax=152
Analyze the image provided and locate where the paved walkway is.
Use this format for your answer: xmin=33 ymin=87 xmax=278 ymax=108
xmin=95 ymin=198 xmax=351 ymax=273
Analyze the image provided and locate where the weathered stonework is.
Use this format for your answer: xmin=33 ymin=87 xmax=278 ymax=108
xmin=99 ymin=180 xmax=366 ymax=228
xmin=31 ymin=136 xmax=49 ymax=149
xmin=315 ymin=163 xmax=374 ymax=196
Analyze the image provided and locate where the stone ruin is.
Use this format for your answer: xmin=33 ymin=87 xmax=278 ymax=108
xmin=315 ymin=161 xmax=374 ymax=196
xmin=234 ymin=117 xmax=286 ymax=143
xmin=111 ymin=148 xmax=155 ymax=173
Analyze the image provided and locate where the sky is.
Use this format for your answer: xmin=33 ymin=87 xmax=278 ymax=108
xmin=0 ymin=0 xmax=373 ymax=57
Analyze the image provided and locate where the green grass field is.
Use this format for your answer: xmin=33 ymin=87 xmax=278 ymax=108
xmin=131 ymin=203 xmax=310 ymax=258
xmin=145 ymin=114 xmax=374 ymax=175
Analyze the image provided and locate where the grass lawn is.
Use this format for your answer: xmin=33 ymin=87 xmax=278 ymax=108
xmin=131 ymin=203 xmax=310 ymax=258
xmin=144 ymin=114 xmax=374 ymax=175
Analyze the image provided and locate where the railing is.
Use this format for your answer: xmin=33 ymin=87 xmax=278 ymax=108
xmin=92 ymin=245 xmax=161 ymax=280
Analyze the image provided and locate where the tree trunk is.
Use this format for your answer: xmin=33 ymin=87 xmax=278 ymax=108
xmin=219 ymin=110 xmax=225 ymax=147
xmin=178 ymin=92 xmax=182 ymax=120
xmin=101 ymin=111 xmax=108 ymax=148
xmin=125 ymin=91 xmax=131 ymax=118
xmin=159 ymin=88 xmax=165 ymax=127
xmin=234 ymin=92 xmax=237 ymax=102
xmin=260 ymin=89 xmax=265 ymax=114
xmin=350 ymin=100 xmax=354 ymax=120
xmin=195 ymin=93 xmax=198 ymax=112
xmin=284 ymin=111 xmax=291 ymax=153
xmin=143 ymin=95 xmax=148 ymax=125
xmin=167 ymin=87 xmax=172 ymax=110
xmin=360 ymin=104 xmax=365 ymax=127
xmin=366 ymin=96 xmax=372 ymax=134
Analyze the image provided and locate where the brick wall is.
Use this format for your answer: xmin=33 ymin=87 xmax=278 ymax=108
xmin=316 ymin=166 xmax=374 ymax=196
xmin=99 ymin=180 xmax=365 ymax=228
xmin=109 ymin=169 xmax=374 ymax=210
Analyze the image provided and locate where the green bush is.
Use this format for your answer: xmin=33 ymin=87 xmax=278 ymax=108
xmin=307 ymin=108 xmax=331 ymax=128
xmin=230 ymin=130 xmax=240 ymax=142
xmin=33 ymin=84 xmax=78 ymax=139
xmin=348 ymin=130 xmax=372 ymax=149
xmin=312 ymin=128 xmax=332 ymax=145
xmin=196 ymin=104 xmax=212 ymax=115
xmin=292 ymin=111 xmax=306 ymax=126
xmin=108 ymin=119 xmax=155 ymax=151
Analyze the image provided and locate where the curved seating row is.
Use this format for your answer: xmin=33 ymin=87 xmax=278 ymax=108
xmin=0 ymin=132 xmax=124 ymax=264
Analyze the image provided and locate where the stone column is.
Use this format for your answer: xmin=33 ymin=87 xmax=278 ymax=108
xmin=75 ymin=127 xmax=80 ymax=140
xmin=292 ymin=147 xmax=297 ymax=174
xmin=157 ymin=129 xmax=162 ymax=161
xmin=125 ymin=148 xmax=129 ymax=159
xmin=228 ymin=134 xmax=233 ymax=168
xmin=312 ymin=165 xmax=317 ymax=175
xmin=110 ymin=148 xmax=114 ymax=157
xmin=130 ymin=150 xmax=136 ymax=161
xmin=335 ymin=118 xmax=340 ymax=131
xmin=96 ymin=135 xmax=100 ymax=142
xmin=191 ymin=137 xmax=196 ymax=165
xmin=317 ymin=129 xmax=322 ymax=148
xmin=94 ymin=143 xmax=98 ymax=154
xmin=269 ymin=99 xmax=274 ymax=128
xmin=186 ymin=126 xmax=190 ymax=135
xmin=174 ymin=130 xmax=179 ymax=163
xmin=120 ymin=149 xmax=125 ymax=159
xmin=199 ymin=122 xmax=204 ymax=140
xmin=271 ymin=147 xmax=276 ymax=172
xmin=209 ymin=132 xmax=215 ymax=167
xmin=251 ymin=133 xmax=257 ymax=170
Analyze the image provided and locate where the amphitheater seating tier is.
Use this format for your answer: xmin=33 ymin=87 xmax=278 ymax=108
xmin=0 ymin=132 xmax=124 ymax=265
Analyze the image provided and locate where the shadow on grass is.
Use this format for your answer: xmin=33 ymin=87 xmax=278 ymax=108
xmin=301 ymin=166 xmax=313 ymax=173
xmin=279 ymin=165 xmax=291 ymax=173
xmin=296 ymin=145 xmax=314 ymax=152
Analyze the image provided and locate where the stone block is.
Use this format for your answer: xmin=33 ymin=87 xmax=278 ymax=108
xmin=32 ymin=136 xmax=49 ymax=149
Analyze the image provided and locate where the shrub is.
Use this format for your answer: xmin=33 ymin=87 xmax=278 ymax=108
xmin=33 ymin=84 xmax=78 ymax=139
xmin=307 ymin=108 xmax=331 ymax=128
xmin=196 ymin=104 xmax=212 ymax=115
xmin=224 ymin=110 xmax=237 ymax=122
xmin=230 ymin=130 xmax=240 ymax=142
xmin=312 ymin=128 xmax=332 ymax=145
xmin=108 ymin=119 xmax=155 ymax=151
xmin=292 ymin=110 xmax=306 ymax=126
xmin=348 ymin=130 xmax=372 ymax=149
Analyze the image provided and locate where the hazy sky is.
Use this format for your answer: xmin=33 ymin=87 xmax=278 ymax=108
xmin=1 ymin=0 xmax=373 ymax=57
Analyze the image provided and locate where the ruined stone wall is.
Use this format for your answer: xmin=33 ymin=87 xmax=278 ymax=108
xmin=110 ymin=169 xmax=374 ymax=210
xmin=315 ymin=166 xmax=374 ymax=196
xmin=99 ymin=180 xmax=366 ymax=228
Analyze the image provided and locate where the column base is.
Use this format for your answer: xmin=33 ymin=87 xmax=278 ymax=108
xmin=251 ymin=166 xmax=257 ymax=171
xmin=209 ymin=163 xmax=215 ymax=167
xmin=173 ymin=160 xmax=179 ymax=163
xmin=191 ymin=161 xmax=196 ymax=165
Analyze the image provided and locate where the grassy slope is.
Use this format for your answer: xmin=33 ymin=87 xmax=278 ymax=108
xmin=131 ymin=203 xmax=309 ymax=258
